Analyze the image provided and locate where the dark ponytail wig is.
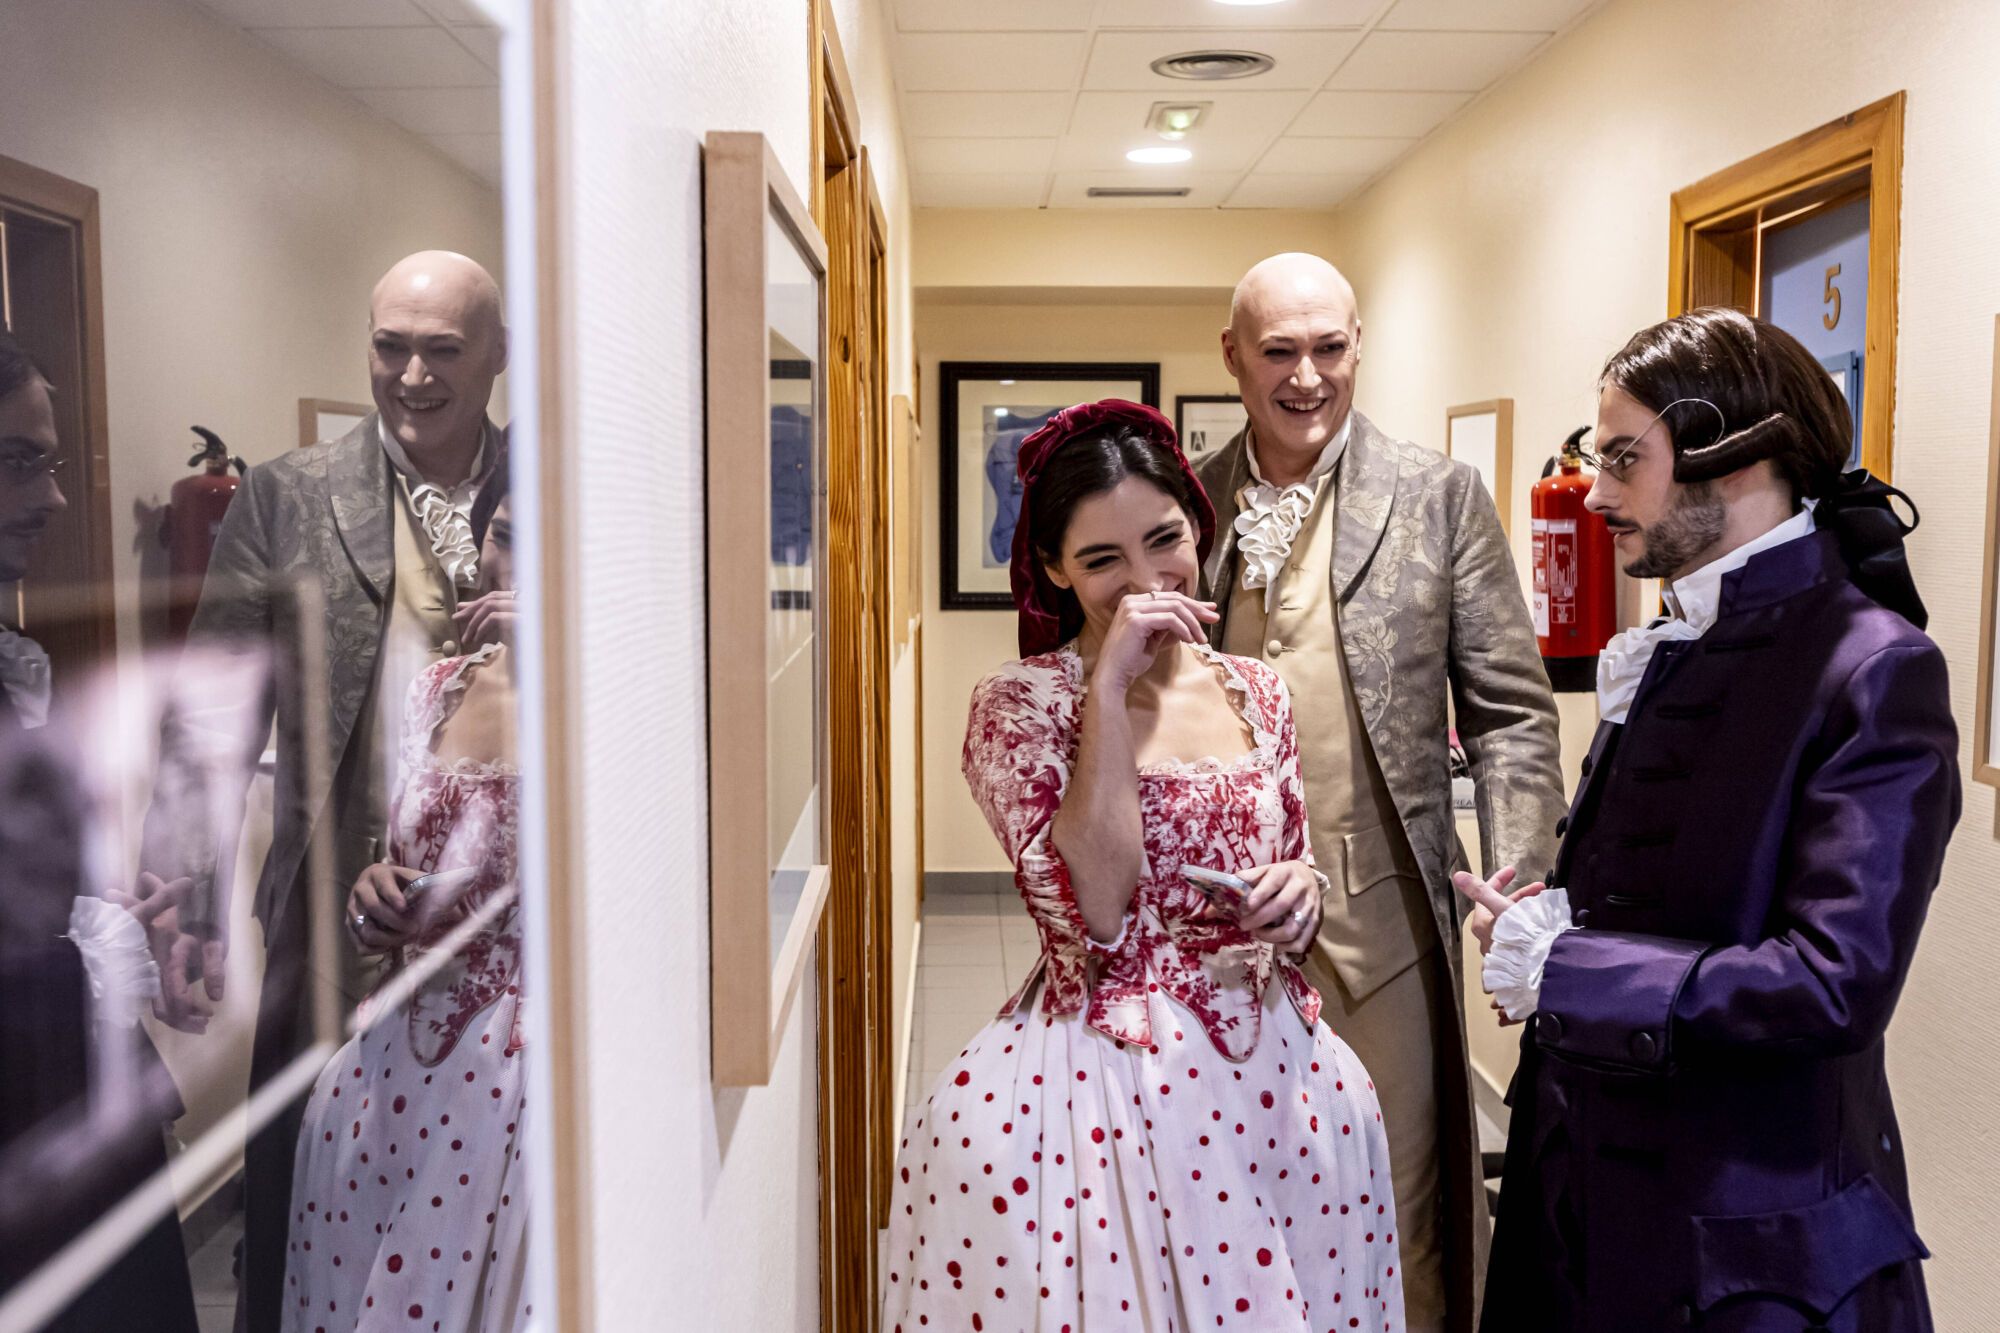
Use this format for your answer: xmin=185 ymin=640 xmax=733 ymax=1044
xmin=1600 ymin=306 xmax=1852 ymax=501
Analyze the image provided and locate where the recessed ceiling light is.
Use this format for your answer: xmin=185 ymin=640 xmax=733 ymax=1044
xmin=1148 ymin=102 xmax=1210 ymax=140
xmin=1151 ymin=50 xmax=1276 ymax=81
xmin=1214 ymin=0 xmax=1289 ymax=7
xmin=1127 ymin=146 xmax=1193 ymax=165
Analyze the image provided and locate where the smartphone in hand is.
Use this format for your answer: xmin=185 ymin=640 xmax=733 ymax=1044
xmin=1182 ymin=865 xmax=1253 ymax=918
xmin=401 ymin=866 xmax=479 ymax=907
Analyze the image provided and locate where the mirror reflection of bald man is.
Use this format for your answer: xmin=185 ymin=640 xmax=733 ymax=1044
xmin=141 ymin=251 xmax=507 ymax=1332
xmin=1197 ymin=254 xmax=1563 ymax=1333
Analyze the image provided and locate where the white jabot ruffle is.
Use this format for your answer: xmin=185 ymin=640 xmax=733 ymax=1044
xmin=0 ymin=626 xmax=50 ymax=729
xmin=1232 ymin=417 xmax=1351 ymax=610
xmin=67 ymin=896 xmax=162 ymax=1030
xmin=1481 ymin=887 xmax=1577 ymax=1021
xmin=379 ymin=418 xmax=494 ymax=593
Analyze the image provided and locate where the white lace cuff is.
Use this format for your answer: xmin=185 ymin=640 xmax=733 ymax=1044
xmin=1481 ymin=887 xmax=1577 ymax=1021
xmin=67 ymin=896 xmax=161 ymax=1030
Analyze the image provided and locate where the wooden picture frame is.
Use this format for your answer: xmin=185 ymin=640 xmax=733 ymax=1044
xmin=938 ymin=360 xmax=1160 ymax=610
xmin=1174 ymin=393 xmax=1246 ymax=462
xmin=891 ymin=392 xmax=920 ymax=659
xmin=1669 ymin=92 xmax=1904 ymax=480
xmin=297 ymin=397 xmax=372 ymax=448
xmin=702 ymin=130 xmax=834 ymax=1086
xmin=1445 ymin=398 xmax=1515 ymax=537
xmin=1973 ymin=316 xmax=2000 ymax=789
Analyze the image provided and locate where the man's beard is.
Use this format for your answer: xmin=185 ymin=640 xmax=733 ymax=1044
xmin=1620 ymin=481 xmax=1726 ymax=579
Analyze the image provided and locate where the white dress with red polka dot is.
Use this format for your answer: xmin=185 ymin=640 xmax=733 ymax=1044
xmin=887 ymin=644 xmax=1403 ymax=1333
xmin=282 ymin=650 xmax=531 ymax=1333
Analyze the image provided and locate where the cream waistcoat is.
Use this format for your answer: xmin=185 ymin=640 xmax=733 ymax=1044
xmin=1222 ymin=471 xmax=1436 ymax=1000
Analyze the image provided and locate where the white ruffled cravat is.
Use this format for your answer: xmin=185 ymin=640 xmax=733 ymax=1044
xmin=1483 ymin=503 xmax=1821 ymax=1016
xmin=379 ymin=418 xmax=493 ymax=593
xmin=1232 ymin=417 xmax=1352 ymax=610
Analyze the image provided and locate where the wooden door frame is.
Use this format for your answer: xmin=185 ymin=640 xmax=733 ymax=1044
xmin=1667 ymin=92 xmax=1904 ymax=479
xmin=811 ymin=1 xmax=893 ymax=1326
xmin=0 ymin=152 xmax=116 ymax=672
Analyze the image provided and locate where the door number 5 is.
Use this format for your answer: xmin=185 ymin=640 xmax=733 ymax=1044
xmin=1823 ymin=263 xmax=1842 ymax=330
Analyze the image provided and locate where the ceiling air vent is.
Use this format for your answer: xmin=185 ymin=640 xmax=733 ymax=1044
xmin=1087 ymin=187 xmax=1192 ymax=199
xmin=1149 ymin=50 xmax=1276 ymax=81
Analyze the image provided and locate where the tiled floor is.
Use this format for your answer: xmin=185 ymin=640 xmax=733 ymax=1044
xmin=188 ymin=1213 xmax=241 ymax=1333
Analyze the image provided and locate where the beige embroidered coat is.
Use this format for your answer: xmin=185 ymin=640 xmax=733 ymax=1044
xmin=1197 ymin=411 xmax=1564 ymax=993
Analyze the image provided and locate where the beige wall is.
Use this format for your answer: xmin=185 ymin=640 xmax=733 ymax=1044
xmin=1317 ymin=0 xmax=2000 ymax=1322
xmin=918 ymin=297 xmax=1242 ymax=872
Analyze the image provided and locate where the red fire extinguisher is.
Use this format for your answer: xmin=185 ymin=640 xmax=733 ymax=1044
xmin=1531 ymin=426 xmax=1617 ymax=692
xmin=161 ymin=426 xmax=246 ymax=639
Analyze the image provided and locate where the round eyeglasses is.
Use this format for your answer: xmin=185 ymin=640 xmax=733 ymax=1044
xmin=1576 ymin=397 xmax=1725 ymax=481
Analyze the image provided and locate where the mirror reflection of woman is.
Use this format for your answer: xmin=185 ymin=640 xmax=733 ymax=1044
xmin=281 ymin=476 xmax=529 ymax=1333
xmin=885 ymin=401 xmax=1403 ymax=1330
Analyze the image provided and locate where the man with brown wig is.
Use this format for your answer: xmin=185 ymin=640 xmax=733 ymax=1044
xmin=1461 ymin=307 xmax=1957 ymax=1331
xmin=1199 ymin=252 xmax=1565 ymax=1333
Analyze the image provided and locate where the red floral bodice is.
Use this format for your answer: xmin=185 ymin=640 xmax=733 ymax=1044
xmin=377 ymin=646 xmax=522 ymax=1067
xmin=961 ymin=643 xmax=1322 ymax=1061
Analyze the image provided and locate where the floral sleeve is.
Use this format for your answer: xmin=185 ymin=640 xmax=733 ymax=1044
xmin=961 ymin=659 xmax=1132 ymax=959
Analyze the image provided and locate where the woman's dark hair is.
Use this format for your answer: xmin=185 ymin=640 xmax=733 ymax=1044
xmin=0 ymin=329 xmax=46 ymax=401
xmin=1600 ymin=306 xmax=1851 ymax=500
xmin=469 ymin=460 xmax=510 ymax=547
xmin=1025 ymin=423 xmax=1204 ymax=571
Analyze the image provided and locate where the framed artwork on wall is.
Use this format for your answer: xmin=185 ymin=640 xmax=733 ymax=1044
xmin=1446 ymin=398 xmax=1515 ymax=536
xmin=1973 ymin=316 xmax=2000 ymax=789
xmin=937 ymin=361 xmax=1159 ymax=610
xmin=297 ymin=397 xmax=371 ymax=448
xmin=702 ymin=130 xmax=835 ymax=1085
xmin=1175 ymin=394 xmax=1247 ymax=461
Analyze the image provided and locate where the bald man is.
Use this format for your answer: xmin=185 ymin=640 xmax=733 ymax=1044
xmin=141 ymin=251 xmax=507 ymax=1331
xmin=1197 ymin=254 xmax=1562 ymax=1333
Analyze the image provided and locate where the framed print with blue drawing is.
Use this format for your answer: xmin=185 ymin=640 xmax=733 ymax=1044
xmin=938 ymin=361 xmax=1159 ymax=610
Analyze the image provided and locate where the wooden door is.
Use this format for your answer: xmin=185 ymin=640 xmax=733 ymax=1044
xmin=0 ymin=154 xmax=114 ymax=699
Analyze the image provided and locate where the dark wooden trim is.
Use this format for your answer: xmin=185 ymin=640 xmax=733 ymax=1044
xmin=937 ymin=360 xmax=1161 ymax=611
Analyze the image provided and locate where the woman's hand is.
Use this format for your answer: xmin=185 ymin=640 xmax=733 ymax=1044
xmin=1231 ymin=860 xmax=1323 ymax=955
xmin=453 ymin=589 xmax=517 ymax=649
xmin=1090 ymin=590 xmax=1218 ymax=694
xmin=348 ymin=862 xmax=424 ymax=955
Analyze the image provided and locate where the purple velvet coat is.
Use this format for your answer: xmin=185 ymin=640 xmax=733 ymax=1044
xmin=1482 ymin=530 xmax=1959 ymax=1333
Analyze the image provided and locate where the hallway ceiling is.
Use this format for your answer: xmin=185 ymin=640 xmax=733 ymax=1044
xmin=188 ymin=0 xmax=502 ymax=187
xmin=893 ymin=0 xmax=1604 ymax=210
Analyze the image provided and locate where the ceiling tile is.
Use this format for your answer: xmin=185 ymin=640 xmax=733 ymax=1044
xmin=1092 ymin=0 xmax=1379 ymax=29
xmin=354 ymin=86 xmax=502 ymax=136
xmin=1222 ymin=173 xmax=1370 ymax=209
xmin=900 ymin=92 xmax=1074 ymax=139
xmin=1379 ymin=0 xmax=1598 ymax=32
xmin=1047 ymin=170 xmax=1241 ymax=208
xmin=1255 ymin=135 xmax=1415 ymax=174
xmin=892 ymin=0 xmax=1088 ymax=33
xmin=895 ymin=32 xmax=1088 ymax=92
xmin=1083 ymin=29 xmax=1363 ymax=92
xmin=254 ymin=26 xmax=496 ymax=88
xmin=908 ymin=138 xmax=1057 ymax=176
xmin=1065 ymin=89 xmax=1313 ymax=140
xmin=426 ymin=132 xmax=502 ymax=185
xmin=194 ymin=0 xmax=430 ymax=26
xmin=1326 ymin=29 xmax=1548 ymax=91
xmin=448 ymin=23 xmax=501 ymax=71
xmin=409 ymin=0 xmax=494 ymax=22
xmin=914 ymin=174 xmax=1050 ymax=209
xmin=1291 ymin=89 xmax=1470 ymax=136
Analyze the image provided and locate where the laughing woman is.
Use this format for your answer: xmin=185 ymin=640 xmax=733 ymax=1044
xmin=885 ymin=400 xmax=1403 ymax=1333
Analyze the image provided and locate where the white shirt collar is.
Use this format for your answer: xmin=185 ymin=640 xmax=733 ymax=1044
xmin=1244 ymin=413 xmax=1353 ymax=491
xmin=1660 ymin=501 xmax=1817 ymax=634
xmin=377 ymin=415 xmax=493 ymax=507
